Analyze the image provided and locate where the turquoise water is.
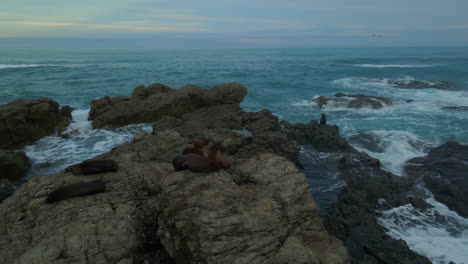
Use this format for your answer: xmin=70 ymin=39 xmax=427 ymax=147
xmin=1 ymin=47 xmax=468 ymax=263
xmin=1 ymin=47 xmax=467 ymax=175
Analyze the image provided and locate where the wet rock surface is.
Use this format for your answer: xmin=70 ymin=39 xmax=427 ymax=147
xmin=0 ymin=150 xmax=31 ymax=182
xmin=405 ymin=141 xmax=468 ymax=217
xmin=0 ymin=98 xmax=72 ymax=149
xmin=89 ymin=82 xmax=247 ymax=129
xmin=0 ymin=179 xmax=16 ymax=203
xmin=388 ymin=80 xmax=452 ymax=89
xmin=313 ymin=93 xmax=395 ymax=109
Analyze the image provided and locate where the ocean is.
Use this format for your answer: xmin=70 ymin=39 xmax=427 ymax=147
xmin=1 ymin=47 xmax=467 ymax=263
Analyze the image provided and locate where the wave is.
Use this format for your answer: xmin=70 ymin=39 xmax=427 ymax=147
xmin=352 ymin=64 xmax=435 ymax=68
xmin=0 ymin=64 xmax=62 ymax=69
xmin=348 ymin=130 xmax=430 ymax=176
xmin=378 ymin=186 xmax=468 ymax=264
xmin=24 ymin=109 xmax=152 ymax=178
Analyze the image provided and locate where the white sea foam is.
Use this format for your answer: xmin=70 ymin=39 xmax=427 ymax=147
xmin=349 ymin=130 xmax=430 ymax=176
xmin=379 ymin=194 xmax=468 ymax=264
xmin=24 ymin=109 xmax=152 ymax=177
xmin=0 ymin=64 xmax=61 ymax=69
xmin=353 ymin=64 xmax=434 ymax=68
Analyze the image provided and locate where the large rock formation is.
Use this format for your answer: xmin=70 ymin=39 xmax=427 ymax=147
xmin=0 ymin=150 xmax=31 ymax=182
xmin=89 ymin=83 xmax=248 ymax=129
xmin=312 ymin=93 xmax=395 ymax=110
xmin=0 ymin=98 xmax=72 ymax=149
xmin=0 ymin=129 xmax=349 ymax=264
xmin=405 ymin=141 xmax=468 ymax=217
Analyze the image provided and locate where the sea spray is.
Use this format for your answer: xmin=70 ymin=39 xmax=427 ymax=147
xmin=24 ymin=109 xmax=152 ymax=178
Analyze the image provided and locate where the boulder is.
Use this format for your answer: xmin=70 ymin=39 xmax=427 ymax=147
xmin=312 ymin=93 xmax=394 ymax=110
xmin=404 ymin=141 xmax=468 ymax=217
xmin=0 ymin=150 xmax=31 ymax=181
xmin=0 ymin=98 xmax=66 ymax=149
xmin=242 ymin=109 xmax=281 ymax=135
xmin=280 ymin=120 xmax=355 ymax=153
xmin=0 ymin=179 xmax=16 ymax=203
xmin=0 ymin=130 xmax=349 ymax=264
xmin=89 ymin=83 xmax=248 ymax=129
xmin=158 ymin=153 xmax=348 ymax=264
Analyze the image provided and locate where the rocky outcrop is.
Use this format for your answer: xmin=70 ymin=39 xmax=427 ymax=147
xmin=0 ymin=98 xmax=72 ymax=149
xmin=0 ymin=128 xmax=348 ymax=263
xmin=324 ymin=157 xmax=431 ymax=264
xmin=313 ymin=93 xmax=394 ymax=109
xmin=388 ymin=80 xmax=452 ymax=90
xmin=89 ymin=83 xmax=248 ymax=129
xmin=280 ymin=120 xmax=355 ymax=153
xmin=0 ymin=179 xmax=16 ymax=203
xmin=0 ymin=150 xmax=31 ymax=182
xmin=405 ymin=141 xmax=468 ymax=217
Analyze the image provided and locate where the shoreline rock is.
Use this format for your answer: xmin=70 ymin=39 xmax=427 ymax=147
xmin=0 ymin=98 xmax=73 ymax=149
xmin=313 ymin=93 xmax=395 ymax=110
xmin=0 ymin=150 xmax=31 ymax=182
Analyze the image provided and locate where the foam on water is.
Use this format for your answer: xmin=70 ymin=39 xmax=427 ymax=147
xmin=24 ymin=109 xmax=152 ymax=178
xmin=378 ymin=191 xmax=468 ymax=264
xmin=353 ymin=64 xmax=435 ymax=68
xmin=349 ymin=130 xmax=430 ymax=176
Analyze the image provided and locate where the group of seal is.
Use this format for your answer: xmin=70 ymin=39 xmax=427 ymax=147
xmin=45 ymin=159 xmax=118 ymax=204
xmin=172 ymin=139 xmax=231 ymax=172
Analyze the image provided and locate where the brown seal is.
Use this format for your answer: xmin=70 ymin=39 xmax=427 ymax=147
xmin=65 ymin=159 xmax=118 ymax=175
xmin=208 ymin=142 xmax=232 ymax=169
xmin=172 ymin=142 xmax=231 ymax=172
xmin=172 ymin=154 xmax=220 ymax=172
xmin=182 ymin=139 xmax=210 ymax=156
xmin=45 ymin=180 xmax=106 ymax=204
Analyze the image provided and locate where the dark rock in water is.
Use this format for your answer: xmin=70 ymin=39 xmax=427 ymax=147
xmin=57 ymin=105 xmax=74 ymax=135
xmin=65 ymin=159 xmax=118 ymax=175
xmin=442 ymin=106 xmax=468 ymax=111
xmin=0 ymin=179 xmax=16 ymax=203
xmin=280 ymin=120 xmax=355 ymax=153
xmin=405 ymin=141 xmax=468 ymax=217
xmin=320 ymin=113 xmax=327 ymax=125
xmin=388 ymin=80 xmax=452 ymax=90
xmin=408 ymin=196 xmax=432 ymax=211
xmin=0 ymin=98 xmax=63 ymax=149
xmin=325 ymin=165 xmax=432 ymax=264
xmin=89 ymin=82 xmax=248 ymax=129
xmin=0 ymin=150 xmax=31 ymax=181
xmin=45 ymin=180 xmax=106 ymax=204
xmin=348 ymin=132 xmax=385 ymax=153
xmin=313 ymin=93 xmax=394 ymax=110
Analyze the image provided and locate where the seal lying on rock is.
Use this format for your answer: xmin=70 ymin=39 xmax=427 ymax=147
xmin=172 ymin=142 xmax=231 ymax=172
xmin=182 ymin=139 xmax=210 ymax=156
xmin=65 ymin=159 xmax=118 ymax=175
xmin=45 ymin=180 xmax=106 ymax=204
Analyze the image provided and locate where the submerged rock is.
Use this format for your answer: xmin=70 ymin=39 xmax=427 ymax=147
xmin=0 ymin=98 xmax=71 ymax=149
xmin=0 ymin=150 xmax=31 ymax=181
xmin=442 ymin=106 xmax=468 ymax=111
xmin=89 ymin=82 xmax=247 ymax=129
xmin=348 ymin=132 xmax=386 ymax=153
xmin=388 ymin=80 xmax=452 ymax=89
xmin=313 ymin=93 xmax=394 ymax=109
xmin=405 ymin=141 xmax=468 ymax=217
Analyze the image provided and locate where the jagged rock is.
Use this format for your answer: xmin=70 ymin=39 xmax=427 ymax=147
xmin=281 ymin=120 xmax=355 ymax=153
xmin=158 ymin=153 xmax=349 ymax=264
xmin=388 ymin=80 xmax=452 ymax=90
xmin=0 ymin=130 xmax=348 ymax=264
xmin=0 ymin=150 xmax=31 ymax=181
xmin=348 ymin=132 xmax=385 ymax=153
xmin=0 ymin=179 xmax=16 ymax=203
xmin=405 ymin=141 xmax=468 ymax=217
xmin=57 ymin=105 xmax=74 ymax=135
xmin=313 ymin=93 xmax=394 ymax=109
xmin=0 ymin=98 xmax=63 ymax=149
xmin=242 ymin=109 xmax=281 ymax=135
xmin=131 ymin=83 xmax=174 ymax=100
xmin=324 ymin=166 xmax=432 ymax=264
xmin=442 ymin=106 xmax=468 ymax=111
xmin=89 ymin=83 xmax=248 ymax=129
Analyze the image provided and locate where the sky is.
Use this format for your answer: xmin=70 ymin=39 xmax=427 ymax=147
xmin=1 ymin=0 xmax=468 ymax=48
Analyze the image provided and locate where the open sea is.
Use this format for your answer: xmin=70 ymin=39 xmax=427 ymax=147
xmin=1 ymin=47 xmax=467 ymax=263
